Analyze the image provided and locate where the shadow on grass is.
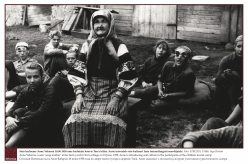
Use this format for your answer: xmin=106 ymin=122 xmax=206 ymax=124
xmin=135 ymin=102 xmax=215 ymax=148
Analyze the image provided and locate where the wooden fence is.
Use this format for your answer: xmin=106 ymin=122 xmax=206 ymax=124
xmin=177 ymin=5 xmax=243 ymax=44
xmin=103 ymin=5 xmax=134 ymax=36
xmin=22 ymin=5 xmax=242 ymax=44
xmin=132 ymin=5 xmax=177 ymax=39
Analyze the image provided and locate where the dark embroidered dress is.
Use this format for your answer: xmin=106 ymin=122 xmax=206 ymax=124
xmin=62 ymin=10 xmax=137 ymax=148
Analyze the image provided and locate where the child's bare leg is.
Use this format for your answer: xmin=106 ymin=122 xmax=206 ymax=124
xmin=6 ymin=129 xmax=29 ymax=148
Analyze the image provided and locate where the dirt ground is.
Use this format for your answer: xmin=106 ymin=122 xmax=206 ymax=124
xmin=5 ymin=25 xmax=233 ymax=148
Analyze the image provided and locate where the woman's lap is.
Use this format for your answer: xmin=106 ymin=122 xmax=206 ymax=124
xmin=63 ymin=77 xmax=128 ymax=147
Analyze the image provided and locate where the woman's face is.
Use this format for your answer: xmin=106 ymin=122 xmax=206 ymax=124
xmin=93 ymin=17 xmax=110 ymax=37
xmin=174 ymin=48 xmax=189 ymax=67
xmin=51 ymin=35 xmax=60 ymax=47
xmin=66 ymin=53 xmax=77 ymax=67
xmin=235 ymin=41 xmax=243 ymax=57
xmin=155 ymin=44 xmax=167 ymax=59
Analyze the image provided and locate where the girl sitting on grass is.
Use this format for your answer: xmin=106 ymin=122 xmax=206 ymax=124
xmin=129 ymin=39 xmax=171 ymax=94
xmin=130 ymin=46 xmax=196 ymax=114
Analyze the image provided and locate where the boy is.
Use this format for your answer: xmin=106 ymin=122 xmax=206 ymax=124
xmin=6 ymin=42 xmax=38 ymax=91
xmin=43 ymin=30 xmax=79 ymax=77
xmin=129 ymin=46 xmax=196 ymax=114
xmin=5 ymin=62 xmax=64 ymax=147
xmin=215 ymin=35 xmax=243 ymax=118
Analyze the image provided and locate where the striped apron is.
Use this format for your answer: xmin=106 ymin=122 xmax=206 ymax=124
xmin=62 ymin=77 xmax=128 ymax=147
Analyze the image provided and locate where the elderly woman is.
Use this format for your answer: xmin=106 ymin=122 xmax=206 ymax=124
xmin=62 ymin=10 xmax=138 ymax=148
xmin=43 ymin=30 xmax=79 ymax=77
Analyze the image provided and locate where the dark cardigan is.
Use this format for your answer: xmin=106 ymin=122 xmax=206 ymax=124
xmin=6 ymin=79 xmax=64 ymax=128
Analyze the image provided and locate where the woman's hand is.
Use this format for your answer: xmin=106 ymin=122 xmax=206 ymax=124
xmin=107 ymin=96 xmax=120 ymax=115
xmin=71 ymin=94 xmax=85 ymax=114
xmin=6 ymin=117 xmax=19 ymax=133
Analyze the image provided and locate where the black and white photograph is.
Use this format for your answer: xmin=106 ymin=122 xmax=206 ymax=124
xmin=3 ymin=2 xmax=247 ymax=162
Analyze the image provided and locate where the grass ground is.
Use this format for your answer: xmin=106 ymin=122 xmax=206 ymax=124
xmin=5 ymin=25 xmax=233 ymax=148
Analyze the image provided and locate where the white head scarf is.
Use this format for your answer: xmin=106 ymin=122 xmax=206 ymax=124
xmin=88 ymin=9 xmax=117 ymax=40
xmin=84 ymin=10 xmax=119 ymax=62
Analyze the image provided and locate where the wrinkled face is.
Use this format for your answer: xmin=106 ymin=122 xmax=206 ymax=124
xmin=26 ymin=68 xmax=43 ymax=90
xmin=51 ymin=35 xmax=60 ymax=47
xmin=16 ymin=46 xmax=29 ymax=61
xmin=66 ymin=53 xmax=77 ymax=67
xmin=93 ymin=17 xmax=110 ymax=37
xmin=155 ymin=44 xmax=167 ymax=59
xmin=235 ymin=41 xmax=243 ymax=57
xmin=174 ymin=48 xmax=189 ymax=67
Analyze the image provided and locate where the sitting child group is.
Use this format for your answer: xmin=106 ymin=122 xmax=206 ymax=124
xmin=5 ymin=10 xmax=243 ymax=148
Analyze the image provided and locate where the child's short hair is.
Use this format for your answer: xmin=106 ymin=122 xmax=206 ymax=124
xmin=49 ymin=30 xmax=62 ymax=39
xmin=235 ymin=35 xmax=242 ymax=45
xmin=153 ymin=40 xmax=170 ymax=55
xmin=67 ymin=46 xmax=79 ymax=58
xmin=175 ymin=46 xmax=192 ymax=57
xmin=25 ymin=62 xmax=44 ymax=77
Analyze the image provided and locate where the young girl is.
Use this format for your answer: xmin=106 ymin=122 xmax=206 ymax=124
xmin=54 ymin=46 xmax=81 ymax=78
xmin=129 ymin=46 xmax=196 ymax=114
xmin=50 ymin=46 xmax=85 ymax=102
xmin=129 ymin=39 xmax=170 ymax=96
xmin=66 ymin=47 xmax=88 ymax=89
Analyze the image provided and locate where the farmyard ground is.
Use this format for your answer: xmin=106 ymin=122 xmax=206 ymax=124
xmin=6 ymin=25 xmax=233 ymax=147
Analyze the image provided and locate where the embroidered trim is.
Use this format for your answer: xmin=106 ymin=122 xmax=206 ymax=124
xmin=118 ymin=77 xmax=138 ymax=91
xmin=118 ymin=61 xmax=136 ymax=75
xmin=64 ymin=114 xmax=127 ymax=130
xmin=72 ymin=60 xmax=86 ymax=73
xmin=68 ymin=74 xmax=87 ymax=87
